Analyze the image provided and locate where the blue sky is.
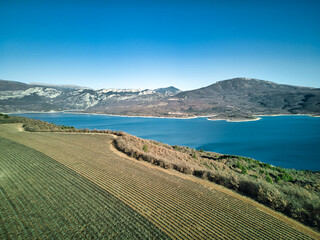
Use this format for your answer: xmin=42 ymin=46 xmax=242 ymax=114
xmin=1 ymin=0 xmax=319 ymax=90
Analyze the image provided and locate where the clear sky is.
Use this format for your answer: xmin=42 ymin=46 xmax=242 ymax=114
xmin=1 ymin=0 xmax=319 ymax=90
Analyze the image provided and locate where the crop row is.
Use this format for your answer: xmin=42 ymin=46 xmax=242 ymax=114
xmin=67 ymin=158 xmax=312 ymax=240
xmin=0 ymin=137 xmax=170 ymax=239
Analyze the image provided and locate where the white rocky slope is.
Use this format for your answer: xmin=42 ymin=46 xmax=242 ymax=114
xmin=0 ymin=80 xmax=181 ymax=112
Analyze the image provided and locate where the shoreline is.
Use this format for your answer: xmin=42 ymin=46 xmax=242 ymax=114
xmin=8 ymin=110 xmax=212 ymax=120
xmin=256 ymin=114 xmax=320 ymax=118
xmin=7 ymin=111 xmax=320 ymax=122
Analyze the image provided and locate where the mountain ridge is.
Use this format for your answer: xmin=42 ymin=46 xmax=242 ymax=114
xmin=1 ymin=78 xmax=319 ymax=120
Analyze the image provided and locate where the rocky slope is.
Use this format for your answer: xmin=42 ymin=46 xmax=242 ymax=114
xmin=0 ymin=79 xmax=181 ymax=113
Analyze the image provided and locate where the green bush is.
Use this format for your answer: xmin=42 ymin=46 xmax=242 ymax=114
xmin=242 ymin=167 xmax=248 ymax=175
xmin=266 ymin=176 xmax=273 ymax=184
xmin=235 ymin=162 xmax=243 ymax=169
xmin=142 ymin=144 xmax=149 ymax=152
xmin=279 ymin=172 xmax=294 ymax=182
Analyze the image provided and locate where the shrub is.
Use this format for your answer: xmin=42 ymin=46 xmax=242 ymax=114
xmin=235 ymin=162 xmax=243 ymax=169
xmin=279 ymin=172 xmax=294 ymax=182
xmin=266 ymin=175 xmax=273 ymax=184
xmin=242 ymin=167 xmax=248 ymax=175
xmin=3 ymin=115 xmax=9 ymax=119
xmin=142 ymin=144 xmax=149 ymax=152
xmin=260 ymin=163 xmax=272 ymax=169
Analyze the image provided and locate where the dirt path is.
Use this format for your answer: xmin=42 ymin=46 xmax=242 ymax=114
xmin=1 ymin=124 xmax=319 ymax=239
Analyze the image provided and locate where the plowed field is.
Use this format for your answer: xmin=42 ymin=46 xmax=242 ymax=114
xmin=0 ymin=124 xmax=319 ymax=239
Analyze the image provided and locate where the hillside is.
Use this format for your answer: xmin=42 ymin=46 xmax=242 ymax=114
xmin=0 ymin=122 xmax=319 ymax=239
xmin=0 ymin=80 xmax=30 ymax=91
xmin=1 ymin=78 xmax=320 ymax=119
xmin=174 ymin=78 xmax=320 ymax=120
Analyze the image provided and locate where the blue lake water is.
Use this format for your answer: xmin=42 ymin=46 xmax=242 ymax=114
xmin=12 ymin=113 xmax=320 ymax=171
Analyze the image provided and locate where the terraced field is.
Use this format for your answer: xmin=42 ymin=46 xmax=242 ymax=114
xmin=0 ymin=124 xmax=319 ymax=239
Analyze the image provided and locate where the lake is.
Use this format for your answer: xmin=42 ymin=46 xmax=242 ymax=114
xmin=12 ymin=113 xmax=320 ymax=171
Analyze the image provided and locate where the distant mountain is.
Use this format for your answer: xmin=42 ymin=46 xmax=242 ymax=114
xmin=173 ymin=78 xmax=320 ymax=119
xmin=0 ymin=80 xmax=30 ymax=91
xmin=0 ymin=78 xmax=319 ymax=119
xmin=176 ymin=78 xmax=312 ymax=97
xmin=29 ymin=82 xmax=90 ymax=90
xmin=0 ymin=79 xmax=181 ymax=114
xmin=154 ymin=86 xmax=181 ymax=94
